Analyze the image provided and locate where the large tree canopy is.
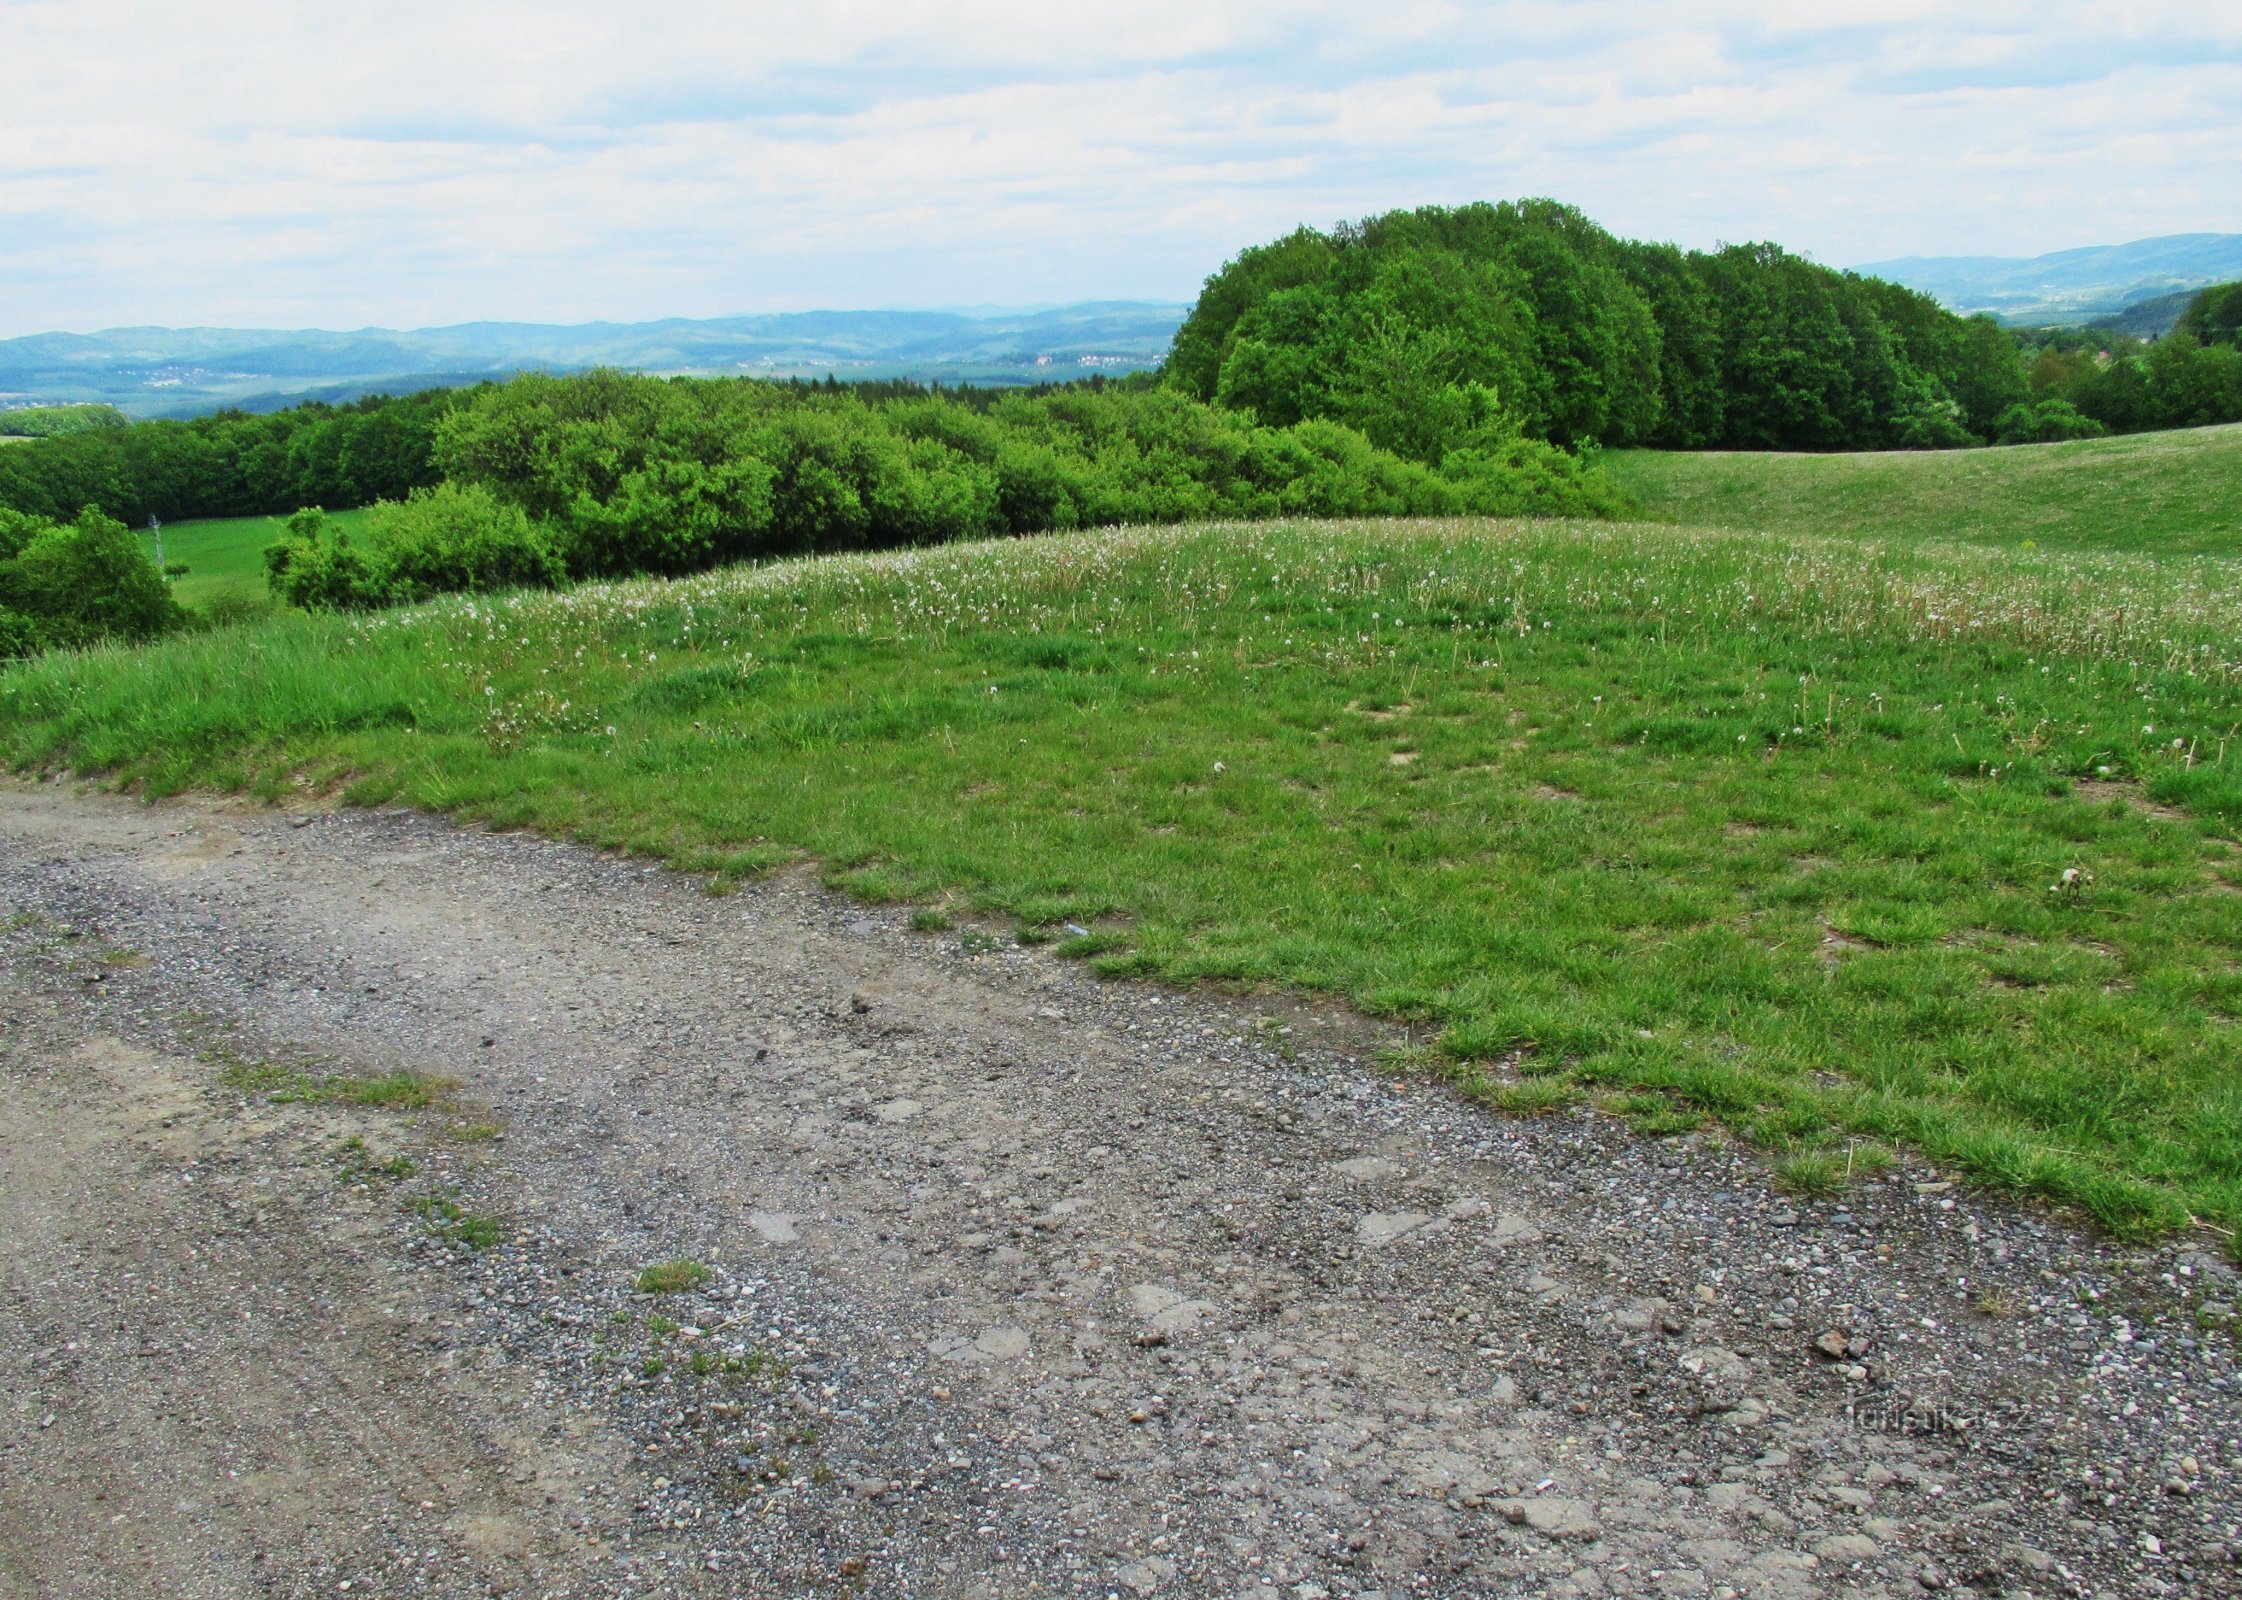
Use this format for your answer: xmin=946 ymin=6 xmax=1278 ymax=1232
xmin=1169 ymin=200 xmax=2031 ymax=455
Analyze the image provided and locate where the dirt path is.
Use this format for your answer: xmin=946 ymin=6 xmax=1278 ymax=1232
xmin=0 ymin=782 xmax=2233 ymax=1600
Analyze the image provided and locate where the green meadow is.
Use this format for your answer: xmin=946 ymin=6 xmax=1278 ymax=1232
xmin=139 ymin=507 xmax=377 ymax=611
xmin=1608 ymin=422 xmax=2242 ymax=555
xmin=7 ymin=481 xmax=2242 ymax=1246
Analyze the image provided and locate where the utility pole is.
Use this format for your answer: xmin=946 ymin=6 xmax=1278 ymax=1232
xmin=150 ymin=515 xmax=164 ymax=571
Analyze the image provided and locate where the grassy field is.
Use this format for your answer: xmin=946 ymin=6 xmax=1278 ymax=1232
xmin=138 ymin=507 xmax=377 ymax=611
xmin=5 ymin=508 xmax=2241 ymax=1245
xmin=1608 ymin=422 xmax=2242 ymax=555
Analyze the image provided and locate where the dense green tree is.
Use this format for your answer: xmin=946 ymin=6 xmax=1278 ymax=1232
xmin=1171 ymin=202 xmax=2030 ymax=453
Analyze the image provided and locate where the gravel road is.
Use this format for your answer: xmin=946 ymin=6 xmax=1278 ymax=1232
xmin=1 ymin=780 xmax=2236 ymax=1600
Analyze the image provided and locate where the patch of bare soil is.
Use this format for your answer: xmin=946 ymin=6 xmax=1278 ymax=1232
xmin=1 ymin=782 xmax=2235 ymax=1599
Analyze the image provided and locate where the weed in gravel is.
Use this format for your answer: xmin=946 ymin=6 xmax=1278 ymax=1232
xmin=640 ymin=1356 xmax=665 ymax=1378
xmin=1774 ymin=1149 xmax=1847 ymax=1197
xmin=411 ymin=1193 xmax=501 ymax=1249
xmin=337 ymin=1135 xmax=417 ymax=1184
xmin=216 ymin=1049 xmax=451 ymax=1109
xmin=1608 ymin=1092 xmax=1706 ymax=1138
xmin=1776 ymin=1141 xmax=1894 ymax=1197
xmin=908 ymin=908 xmax=952 ymax=932
xmin=636 ymin=1260 xmax=712 ymax=1294
xmin=958 ymin=931 xmax=1007 ymax=955
xmin=331 ymin=1072 xmax=450 ymax=1108
xmin=644 ymin=1313 xmax=680 ymax=1336
xmin=444 ymin=1120 xmax=501 ymax=1143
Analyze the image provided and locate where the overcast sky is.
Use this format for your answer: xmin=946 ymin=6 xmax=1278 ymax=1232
xmin=3 ymin=1 xmax=2239 ymax=335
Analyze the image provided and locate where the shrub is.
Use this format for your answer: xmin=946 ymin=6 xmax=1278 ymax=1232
xmin=0 ymin=605 xmax=42 ymax=660
xmin=0 ymin=506 xmax=183 ymax=651
xmin=428 ymin=370 xmax=1630 ymax=599
xmin=263 ymin=508 xmax=392 ymax=609
xmin=264 ymin=487 xmax=567 ymax=611
xmin=1993 ymin=399 xmax=2109 ymax=446
xmin=368 ymin=483 xmax=567 ymax=600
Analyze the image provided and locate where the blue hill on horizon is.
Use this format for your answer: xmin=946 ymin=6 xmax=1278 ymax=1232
xmin=0 ymin=302 xmax=1191 ymax=418
xmin=1855 ymin=232 xmax=2242 ymax=325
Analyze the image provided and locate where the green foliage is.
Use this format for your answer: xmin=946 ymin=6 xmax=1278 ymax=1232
xmin=1994 ymin=398 xmax=2108 ymax=445
xmin=263 ymin=508 xmax=389 ymax=609
xmin=2176 ymin=282 xmax=2242 ymax=347
xmin=0 ymin=505 xmax=184 ymax=652
xmin=428 ymin=370 xmax=1624 ymax=590
xmin=0 ymin=606 xmax=42 ymax=660
xmin=1172 ymin=199 xmax=2029 ymax=452
xmin=0 ymin=388 xmax=460 ymax=527
xmin=0 ymin=404 xmax=129 ymax=440
xmin=2022 ymin=327 xmax=2242 ymax=436
xmin=264 ymin=487 xmax=567 ymax=610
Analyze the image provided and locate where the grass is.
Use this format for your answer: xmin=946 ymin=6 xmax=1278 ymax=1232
xmin=636 ymin=1260 xmax=713 ymax=1294
xmin=215 ymin=1052 xmax=452 ymax=1108
xmin=1608 ymin=423 xmax=2242 ymax=556
xmin=9 ymin=459 xmax=2242 ymax=1246
xmin=411 ymin=1193 xmax=502 ymax=1249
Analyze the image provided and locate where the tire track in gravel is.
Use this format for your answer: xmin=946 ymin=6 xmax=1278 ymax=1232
xmin=0 ymin=781 xmax=2235 ymax=1600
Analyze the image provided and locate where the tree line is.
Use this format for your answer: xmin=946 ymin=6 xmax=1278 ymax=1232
xmin=0 ymin=389 xmax=458 ymax=527
xmin=0 ymin=403 xmax=129 ymax=440
xmin=2003 ymin=284 xmax=2242 ymax=442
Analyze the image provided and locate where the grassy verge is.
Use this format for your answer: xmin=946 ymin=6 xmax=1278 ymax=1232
xmin=7 ymin=515 xmax=2242 ymax=1244
xmin=1607 ymin=423 xmax=2242 ymax=555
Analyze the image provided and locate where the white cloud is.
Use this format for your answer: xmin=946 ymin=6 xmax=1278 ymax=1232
xmin=0 ymin=0 xmax=2236 ymax=331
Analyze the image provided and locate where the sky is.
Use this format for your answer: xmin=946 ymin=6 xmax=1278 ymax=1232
xmin=3 ymin=1 xmax=2240 ymax=335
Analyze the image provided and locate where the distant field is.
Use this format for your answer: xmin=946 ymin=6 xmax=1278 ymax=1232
xmin=140 ymin=508 xmax=378 ymax=610
xmin=1608 ymin=423 xmax=2242 ymax=555
xmin=7 ymin=515 xmax=2241 ymax=1247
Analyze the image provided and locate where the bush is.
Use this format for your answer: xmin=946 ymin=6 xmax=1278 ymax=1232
xmin=0 ymin=506 xmax=183 ymax=652
xmin=367 ymin=483 xmax=567 ymax=600
xmin=428 ymin=370 xmax=1628 ymax=597
xmin=0 ymin=605 xmax=42 ymax=660
xmin=264 ymin=487 xmax=567 ymax=611
xmin=1993 ymin=399 xmax=2110 ymax=445
xmin=263 ymin=509 xmax=392 ymax=609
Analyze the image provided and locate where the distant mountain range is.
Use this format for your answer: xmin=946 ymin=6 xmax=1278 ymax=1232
xmin=0 ymin=303 xmax=1190 ymax=418
xmin=1856 ymin=233 xmax=2242 ymax=328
